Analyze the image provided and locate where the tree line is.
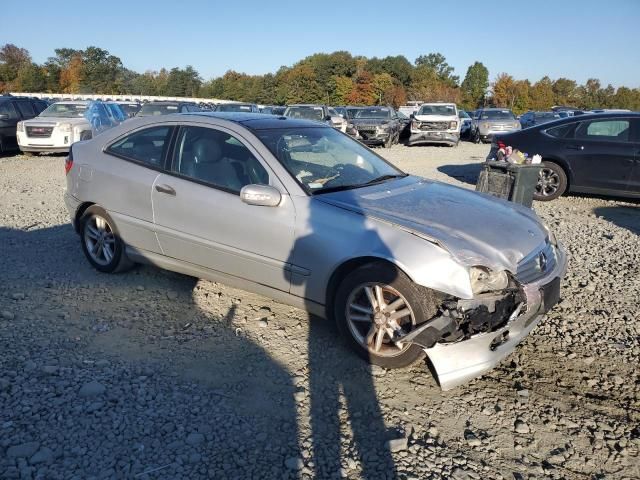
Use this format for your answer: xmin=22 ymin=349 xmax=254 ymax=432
xmin=1 ymin=43 xmax=639 ymax=113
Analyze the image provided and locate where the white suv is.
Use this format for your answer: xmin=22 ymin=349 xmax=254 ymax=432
xmin=17 ymin=101 xmax=115 ymax=155
xmin=408 ymin=103 xmax=460 ymax=146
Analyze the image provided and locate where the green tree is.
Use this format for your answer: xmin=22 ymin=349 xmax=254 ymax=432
xmin=0 ymin=44 xmax=32 ymax=87
xmin=14 ymin=63 xmax=47 ymax=91
xmin=460 ymin=61 xmax=489 ymax=109
xmin=552 ymin=78 xmax=577 ymax=106
xmin=415 ymin=52 xmax=459 ymax=86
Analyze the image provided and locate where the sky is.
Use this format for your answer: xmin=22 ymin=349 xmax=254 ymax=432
xmin=2 ymin=0 xmax=639 ymax=87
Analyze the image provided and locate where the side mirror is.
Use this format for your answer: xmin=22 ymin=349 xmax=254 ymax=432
xmin=325 ymin=115 xmax=333 ymax=121
xmin=409 ymin=113 xmax=415 ymax=119
xmin=240 ymin=184 xmax=282 ymax=207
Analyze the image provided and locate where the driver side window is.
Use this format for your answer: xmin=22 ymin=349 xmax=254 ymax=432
xmin=172 ymin=126 xmax=269 ymax=193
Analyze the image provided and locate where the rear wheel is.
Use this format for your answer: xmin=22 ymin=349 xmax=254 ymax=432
xmin=334 ymin=263 xmax=438 ymax=369
xmin=534 ymin=161 xmax=567 ymax=201
xmin=79 ymin=206 xmax=133 ymax=273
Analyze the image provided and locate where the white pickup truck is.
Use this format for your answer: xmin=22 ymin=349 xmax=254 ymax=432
xmin=408 ymin=103 xmax=460 ymax=147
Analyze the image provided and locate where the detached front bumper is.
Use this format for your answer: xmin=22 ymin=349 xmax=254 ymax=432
xmin=408 ymin=131 xmax=459 ymax=146
xmin=425 ymin=243 xmax=568 ymax=391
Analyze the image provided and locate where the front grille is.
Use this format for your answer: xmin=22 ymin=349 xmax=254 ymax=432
xmin=516 ymin=242 xmax=557 ymax=283
xmin=419 ymin=121 xmax=448 ymax=131
xmin=356 ymin=126 xmax=377 ymax=133
xmin=26 ymin=126 xmax=53 ymax=138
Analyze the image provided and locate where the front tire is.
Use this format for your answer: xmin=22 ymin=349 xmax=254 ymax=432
xmin=79 ymin=206 xmax=133 ymax=273
xmin=334 ymin=263 xmax=439 ymax=369
xmin=533 ymin=161 xmax=567 ymax=201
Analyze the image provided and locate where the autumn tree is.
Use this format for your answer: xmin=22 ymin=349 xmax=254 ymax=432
xmin=529 ymin=76 xmax=554 ymax=111
xmin=59 ymin=55 xmax=83 ymax=93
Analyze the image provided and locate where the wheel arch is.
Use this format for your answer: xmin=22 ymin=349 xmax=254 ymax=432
xmin=325 ymin=256 xmax=413 ymax=319
xmin=74 ymin=201 xmax=96 ymax=232
xmin=541 ymin=156 xmax=572 ymax=190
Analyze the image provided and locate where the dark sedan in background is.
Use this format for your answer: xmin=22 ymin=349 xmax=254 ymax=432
xmin=488 ymin=112 xmax=640 ymax=201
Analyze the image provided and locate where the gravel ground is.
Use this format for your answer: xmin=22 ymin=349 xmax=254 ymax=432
xmin=1 ymin=142 xmax=639 ymax=480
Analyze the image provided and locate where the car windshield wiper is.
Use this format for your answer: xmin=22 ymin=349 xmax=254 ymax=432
xmin=313 ymin=173 xmax=408 ymax=195
xmin=360 ymin=173 xmax=408 ymax=186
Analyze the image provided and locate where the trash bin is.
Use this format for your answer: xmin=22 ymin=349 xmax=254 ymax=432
xmin=476 ymin=162 xmax=542 ymax=208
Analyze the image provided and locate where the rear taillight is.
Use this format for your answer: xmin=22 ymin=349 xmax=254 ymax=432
xmin=497 ymin=139 xmax=507 ymax=150
xmin=65 ymin=147 xmax=74 ymax=175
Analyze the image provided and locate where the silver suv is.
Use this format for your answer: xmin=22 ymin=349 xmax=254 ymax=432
xmin=471 ymin=108 xmax=521 ymax=143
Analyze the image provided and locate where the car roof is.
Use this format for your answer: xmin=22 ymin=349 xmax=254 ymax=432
xmin=287 ymin=104 xmax=327 ymax=107
xmin=182 ymin=111 xmax=331 ymax=130
xmin=146 ymin=101 xmax=193 ymax=106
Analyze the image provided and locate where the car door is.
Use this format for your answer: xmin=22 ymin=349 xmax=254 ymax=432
xmin=0 ymin=101 xmax=20 ymax=150
xmin=566 ymin=118 xmax=635 ymax=192
xmin=151 ymin=124 xmax=296 ymax=293
xmin=627 ymin=119 xmax=640 ymax=193
xmin=101 ymin=125 xmax=173 ymax=254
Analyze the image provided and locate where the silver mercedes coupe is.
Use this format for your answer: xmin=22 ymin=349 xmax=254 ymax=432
xmin=64 ymin=112 xmax=567 ymax=390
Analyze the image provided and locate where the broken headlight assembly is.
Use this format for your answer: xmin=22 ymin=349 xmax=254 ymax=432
xmin=469 ymin=266 xmax=509 ymax=295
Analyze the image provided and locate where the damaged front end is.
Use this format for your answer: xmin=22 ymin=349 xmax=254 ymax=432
xmin=401 ymin=242 xmax=567 ymax=390
xmin=394 ymin=281 xmax=524 ymax=351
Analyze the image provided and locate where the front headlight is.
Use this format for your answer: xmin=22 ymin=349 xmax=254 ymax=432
xmin=449 ymin=121 xmax=458 ymax=130
xmin=469 ymin=267 xmax=509 ymax=295
xmin=58 ymin=123 xmax=72 ymax=133
xmin=17 ymin=121 xmax=24 ymax=132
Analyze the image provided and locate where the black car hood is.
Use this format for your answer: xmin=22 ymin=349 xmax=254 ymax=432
xmin=316 ymin=176 xmax=547 ymax=272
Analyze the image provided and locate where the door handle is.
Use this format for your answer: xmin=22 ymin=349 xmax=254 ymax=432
xmin=155 ymin=184 xmax=176 ymax=196
xmin=566 ymin=145 xmax=584 ymax=151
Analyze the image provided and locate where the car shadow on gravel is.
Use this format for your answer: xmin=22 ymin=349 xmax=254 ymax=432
xmin=0 ymin=224 xmax=302 ymax=478
xmin=437 ymin=163 xmax=482 ymax=186
xmin=593 ymin=205 xmax=640 ymax=235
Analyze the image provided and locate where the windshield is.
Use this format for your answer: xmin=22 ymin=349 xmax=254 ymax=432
xmin=417 ymin=104 xmax=456 ymax=116
xmin=137 ymin=104 xmax=180 ymax=116
xmin=216 ymin=104 xmax=254 ymax=112
xmin=458 ymin=110 xmax=470 ymax=119
xmin=284 ymin=106 xmax=325 ymax=121
xmin=355 ymin=108 xmax=391 ymax=119
xmin=119 ymin=104 xmax=141 ymax=116
xmin=480 ymin=110 xmax=515 ymax=120
xmin=535 ymin=112 xmax=559 ymax=120
xmin=39 ymin=103 xmax=88 ymax=118
xmin=256 ymin=126 xmax=404 ymax=194
xmin=346 ymin=108 xmax=360 ymax=119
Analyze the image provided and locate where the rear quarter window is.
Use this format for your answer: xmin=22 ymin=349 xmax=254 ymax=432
xmin=106 ymin=126 xmax=172 ymax=167
xmin=545 ymin=123 xmax=576 ymax=139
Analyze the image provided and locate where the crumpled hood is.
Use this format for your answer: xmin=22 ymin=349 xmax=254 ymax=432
xmin=317 ymin=176 xmax=547 ymax=273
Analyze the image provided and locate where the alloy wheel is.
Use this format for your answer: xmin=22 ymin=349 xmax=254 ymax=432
xmin=83 ymin=215 xmax=116 ymax=266
xmin=345 ymin=283 xmax=416 ymax=357
xmin=536 ymin=167 xmax=560 ymax=197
